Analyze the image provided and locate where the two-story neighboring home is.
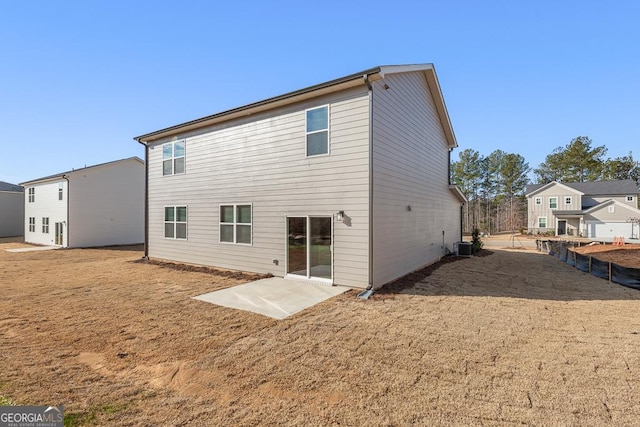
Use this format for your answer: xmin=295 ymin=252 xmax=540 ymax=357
xmin=526 ymin=180 xmax=640 ymax=239
xmin=0 ymin=181 xmax=24 ymax=238
xmin=135 ymin=64 xmax=466 ymax=290
xmin=20 ymin=157 xmax=145 ymax=248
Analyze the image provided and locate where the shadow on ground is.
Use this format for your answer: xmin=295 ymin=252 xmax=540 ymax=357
xmin=375 ymin=249 xmax=640 ymax=302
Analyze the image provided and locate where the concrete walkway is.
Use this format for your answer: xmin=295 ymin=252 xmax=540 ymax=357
xmin=6 ymin=246 xmax=59 ymax=253
xmin=194 ymin=277 xmax=351 ymax=320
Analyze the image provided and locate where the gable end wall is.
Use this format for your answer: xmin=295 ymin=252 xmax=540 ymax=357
xmin=371 ymin=71 xmax=461 ymax=288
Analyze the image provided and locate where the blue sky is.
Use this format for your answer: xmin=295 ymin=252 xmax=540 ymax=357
xmin=1 ymin=1 xmax=638 ymax=184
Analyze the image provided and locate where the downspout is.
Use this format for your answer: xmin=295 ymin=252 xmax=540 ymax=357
xmin=62 ymin=174 xmax=70 ymax=248
xmin=358 ymin=73 xmax=375 ymax=299
xmin=460 ymin=204 xmax=464 ymax=242
xmin=136 ymin=139 xmax=149 ymax=259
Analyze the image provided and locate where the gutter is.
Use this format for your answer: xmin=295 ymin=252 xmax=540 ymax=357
xmin=135 ymin=66 xmax=383 ymax=143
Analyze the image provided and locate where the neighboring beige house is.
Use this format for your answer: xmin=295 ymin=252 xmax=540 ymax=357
xmin=0 ymin=181 xmax=24 ymax=238
xmin=135 ymin=64 xmax=466 ymax=290
xmin=20 ymin=157 xmax=145 ymax=248
xmin=525 ymin=180 xmax=640 ymax=239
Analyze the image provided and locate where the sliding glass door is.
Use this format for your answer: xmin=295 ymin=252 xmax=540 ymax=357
xmin=287 ymin=216 xmax=332 ymax=282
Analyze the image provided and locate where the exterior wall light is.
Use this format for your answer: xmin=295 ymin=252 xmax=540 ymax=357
xmin=336 ymin=211 xmax=345 ymax=222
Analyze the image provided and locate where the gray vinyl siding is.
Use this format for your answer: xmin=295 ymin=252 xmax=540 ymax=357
xmin=586 ymin=203 xmax=640 ymax=222
xmin=527 ymin=186 xmax=582 ymax=233
xmin=0 ymin=192 xmax=24 ymax=237
xmin=146 ymin=86 xmax=371 ymax=288
xmin=371 ymin=71 xmax=461 ymax=288
xmin=584 ymin=195 xmax=636 ymax=208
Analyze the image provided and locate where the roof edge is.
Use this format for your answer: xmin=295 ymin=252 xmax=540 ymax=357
xmin=135 ymin=66 xmax=384 ymax=143
xmin=20 ymin=156 xmax=143 ymax=186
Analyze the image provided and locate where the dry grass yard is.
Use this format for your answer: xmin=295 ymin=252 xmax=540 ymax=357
xmin=2 ymin=242 xmax=640 ymax=425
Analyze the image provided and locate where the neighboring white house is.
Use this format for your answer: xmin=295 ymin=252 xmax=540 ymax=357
xmin=525 ymin=180 xmax=640 ymax=239
xmin=134 ymin=64 xmax=466 ymax=290
xmin=20 ymin=157 xmax=145 ymax=248
xmin=0 ymin=181 xmax=24 ymax=238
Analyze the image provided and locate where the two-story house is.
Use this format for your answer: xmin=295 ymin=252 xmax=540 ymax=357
xmin=135 ymin=64 xmax=466 ymax=290
xmin=20 ymin=157 xmax=145 ymax=248
xmin=526 ymin=180 xmax=640 ymax=239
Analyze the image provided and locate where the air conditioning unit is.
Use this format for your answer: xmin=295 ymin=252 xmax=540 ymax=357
xmin=457 ymin=241 xmax=473 ymax=256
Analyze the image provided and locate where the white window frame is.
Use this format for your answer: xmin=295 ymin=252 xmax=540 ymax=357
xmin=534 ymin=197 xmax=542 ymax=205
xmin=305 ymin=105 xmax=330 ymax=157
xmin=164 ymin=206 xmax=188 ymax=240
xmin=538 ymin=217 xmax=547 ymax=228
xmin=42 ymin=217 xmax=49 ymax=233
xmin=627 ymin=196 xmax=634 ymax=202
xmin=549 ymin=197 xmax=558 ymax=209
xmin=608 ymin=205 xmax=615 ymax=213
xmin=162 ymin=139 xmax=186 ymax=176
xmin=28 ymin=217 xmax=35 ymax=232
xmin=219 ymin=204 xmax=253 ymax=245
xmin=565 ymin=196 xmax=572 ymax=205
xmin=28 ymin=187 xmax=35 ymax=203
xmin=58 ymin=183 xmax=64 ymax=201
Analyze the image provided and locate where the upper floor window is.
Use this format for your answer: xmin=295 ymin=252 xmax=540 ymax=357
xmin=565 ymin=196 xmax=572 ymax=205
xmin=549 ymin=197 xmax=558 ymax=209
xmin=608 ymin=205 xmax=615 ymax=213
xmin=58 ymin=183 xmax=63 ymax=201
xmin=306 ymin=106 xmax=329 ymax=156
xmin=627 ymin=196 xmax=634 ymax=202
xmin=220 ymin=204 xmax=252 ymax=245
xmin=534 ymin=197 xmax=542 ymax=205
xmin=28 ymin=188 xmax=35 ymax=203
xmin=164 ymin=206 xmax=187 ymax=239
xmin=163 ymin=140 xmax=186 ymax=176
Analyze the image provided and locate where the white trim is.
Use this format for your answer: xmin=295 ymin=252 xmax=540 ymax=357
xmin=163 ymin=205 xmax=188 ymax=240
xmin=526 ymin=181 xmax=584 ymax=197
xmin=549 ymin=197 xmax=558 ymax=209
xmin=608 ymin=205 xmax=615 ymax=213
xmin=219 ymin=203 xmax=253 ymax=246
xmin=285 ymin=215 xmax=334 ymax=284
xmin=162 ymin=139 xmax=186 ymax=176
xmin=538 ymin=216 xmax=547 ymax=228
xmin=627 ymin=196 xmax=635 ymax=202
xmin=305 ymin=105 xmax=330 ymax=158
xmin=565 ymin=196 xmax=572 ymax=205
xmin=534 ymin=196 xmax=542 ymax=205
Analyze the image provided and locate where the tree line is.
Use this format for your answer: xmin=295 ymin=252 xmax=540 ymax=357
xmin=451 ymin=136 xmax=640 ymax=234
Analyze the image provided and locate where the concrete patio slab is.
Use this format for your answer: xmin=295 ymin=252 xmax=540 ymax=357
xmin=193 ymin=277 xmax=351 ymax=319
xmin=6 ymin=246 xmax=59 ymax=253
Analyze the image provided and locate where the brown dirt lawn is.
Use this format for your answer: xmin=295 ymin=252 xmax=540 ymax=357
xmin=2 ymin=243 xmax=640 ymax=425
xmin=573 ymin=243 xmax=640 ymax=268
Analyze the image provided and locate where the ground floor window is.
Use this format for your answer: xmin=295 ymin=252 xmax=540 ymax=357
xmin=220 ymin=204 xmax=252 ymax=244
xmin=42 ymin=217 xmax=49 ymax=233
xmin=29 ymin=217 xmax=35 ymax=232
xmin=538 ymin=217 xmax=547 ymax=228
xmin=164 ymin=206 xmax=187 ymax=239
